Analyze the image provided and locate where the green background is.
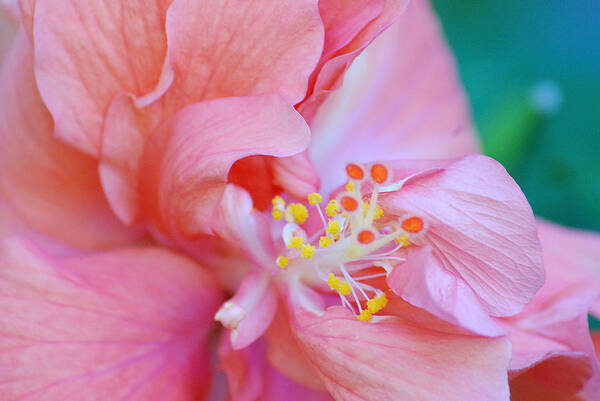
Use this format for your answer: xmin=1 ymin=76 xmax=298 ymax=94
xmin=432 ymin=0 xmax=600 ymax=328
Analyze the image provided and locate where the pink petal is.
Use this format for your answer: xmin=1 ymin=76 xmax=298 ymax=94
xmin=381 ymin=154 xmax=544 ymax=317
xmin=218 ymin=336 xmax=332 ymax=401
xmin=174 ymin=233 xmax=253 ymax=294
xmin=226 ymin=155 xmax=284 ymax=211
xmin=310 ymin=0 xmax=479 ymax=193
xmin=298 ymin=0 xmax=409 ymax=122
xmin=139 ymin=94 xmax=310 ymax=239
xmin=388 ymin=246 xmax=505 ymax=336
xmin=16 ymin=0 xmax=35 ymax=37
xmin=508 ymin=268 xmax=598 ymax=362
xmin=265 ymin=307 xmax=326 ymax=391
xmin=0 ymin=31 xmax=145 ymax=250
xmin=165 ymin=0 xmax=324 ymax=106
xmin=217 ymin=335 xmax=264 ymax=401
xmin=0 ymin=237 xmax=223 ymax=400
xmin=216 ymin=272 xmax=278 ymax=350
xmin=0 ymin=199 xmax=79 ymax=256
xmin=536 ymin=219 xmax=600 ymax=317
xmin=99 ymin=94 xmax=150 ymax=223
xmin=509 ymin=354 xmax=592 ymax=401
xmin=503 ymin=301 xmax=595 ymax=399
xmin=0 ymin=198 xmax=32 ymax=239
xmin=262 ymin=362 xmax=333 ymax=401
xmin=228 ymin=151 xmax=321 ymax=209
xmin=499 ymin=219 xmax=600 ymax=400
xmin=99 ymin=0 xmax=325 ymax=220
xmin=0 ymin=1 xmax=16 ymax=58
xmin=290 ymin=305 xmax=511 ymax=401
xmin=318 ymin=0 xmax=384 ymax=56
xmin=1 ymin=0 xmax=19 ymax=22
xmin=214 ymin=184 xmax=276 ymax=270
xmin=33 ymin=0 xmax=173 ymax=155
xmin=269 ymin=151 xmax=321 ymax=201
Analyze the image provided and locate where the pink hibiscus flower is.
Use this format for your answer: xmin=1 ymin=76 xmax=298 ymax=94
xmin=0 ymin=0 xmax=597 ymax=400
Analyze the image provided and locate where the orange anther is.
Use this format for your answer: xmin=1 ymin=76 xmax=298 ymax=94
xmin=340 ymin=196 xmax=359 ymax=212
xmin=346 ymin=163 xmax=364 ymax=180
xmin=402 ymin=217 xmax=424 ymax=233
xmin=370 ymin=163 xmax=388 ymax=184
xmin=357 ymin=230 xmax=375 ymax=244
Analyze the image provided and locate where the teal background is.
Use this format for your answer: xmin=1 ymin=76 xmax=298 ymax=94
xmin=431 ymin=1 xmax=600 ymax=328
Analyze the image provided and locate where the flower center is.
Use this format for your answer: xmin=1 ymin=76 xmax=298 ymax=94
xmin=271 ymin=162 xmax=427 ymax=321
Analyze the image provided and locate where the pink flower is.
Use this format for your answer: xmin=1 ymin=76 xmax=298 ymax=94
xmin=1 ymin=0 xmax=594 ymax=400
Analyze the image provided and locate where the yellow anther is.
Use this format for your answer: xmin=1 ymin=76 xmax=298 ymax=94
xmin=380 ymin=293 xmax=389 ymax=309
xmin=272 ymin=195 xmax=285 ymax=206
xmin=271 ymin=208 xmax=284 ymax=220
xmin=327 ymin=273 xmax=341 ymax=291
xmin=357 ymin=310 xmax=373 ymax=322
xmin=272 ymin=196 xmax=286 ymax=220
xmin=367 ymin=293 xmax=388 ymax=314
xmin=300 ymin=244 xmax=315 ymax=259
xmin=308 ymin=192 xmax=322 ymax=205
xmin=275 ymin=256 xmax=289 ymax=268
xmin=327 ymin=220 xmax=340 ymax=236
xmin=337 ymin=282 xmax=351 ymax=295
xmin=288 ymin=236 xmax=304 ymax=249
xmin=367 ymin=298 xmax=378 ymax=314
xmin=395 ymin=235 xmax=411 ymax=247
xmin=325 ymin=200 xmax=340 ymax=217
xmin=362 ymin=201 xmax=369 ymax=217
xmin=285 ymin=203 xmax=309 ymax=224
xmin=345 ymin=181 xmax=355 ymax=192
xmin=374 ymin=204 xmax=384 ymax=220
xmin=319 ymin=236 xmax=333 ymax=248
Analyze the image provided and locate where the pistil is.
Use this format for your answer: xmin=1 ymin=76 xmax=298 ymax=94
xmin=271 ymin=162 xmax=426 ymax=321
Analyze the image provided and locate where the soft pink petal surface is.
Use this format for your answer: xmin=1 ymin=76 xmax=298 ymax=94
xmin=503 ymin=220 xmax=600 ymax=400
xmin=0 ymin=199 xmax=80 ymax=256
xmin=33 ymin=0 xmax=173 ymax=155
xmin=310 ymin=0 xmax=479 ymax=193
xmin=503 ymin=299 xmax=596 ymax=400
xmin=509 ymin=355 xmax=590 ymax=401
xmin=0 ymin=31 xmax=145 ymax=250
xmin=388 ymin=246 xmax=505 ymax=336
xmin=267 ymin=151 xmax=321 ymax=201
xmin=381 ymin=155 xmax=544 ymax=317
xmin=218 ymin=336 xmax=332 ymax=401
xmin=265 ymin=306 xmax=326 ymax=391
xmin=0 ymin=238 xmax=223 ymax=400
xmin=16 ymin=0 xmax=35 ymax=37
xmin=164 ymin=0 xmax=323 ymax=107
xmin=0 ymin=0 xmax=16 ymax=58
xmin=536 ymin=219 xmax=600 ymax=317
xmin=139 ymin=94 xmax=311 ymax=239
xmin=290 ymin=305 xmax=511 ymax=401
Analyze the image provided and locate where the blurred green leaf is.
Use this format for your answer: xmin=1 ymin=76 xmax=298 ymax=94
xmin=479 ymin=86 xmax=540 ymax=173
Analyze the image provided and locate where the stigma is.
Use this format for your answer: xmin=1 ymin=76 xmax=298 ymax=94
xmin=270 ymin=162 xmax=427 ymax=322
